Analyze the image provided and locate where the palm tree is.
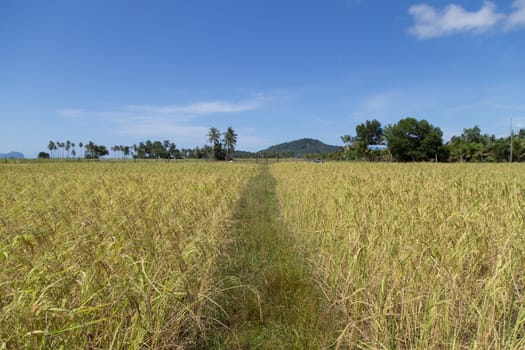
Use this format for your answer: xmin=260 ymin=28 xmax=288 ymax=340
xmin=57 ymin=141 xmax=64 ymax=159
xmin=79 ymin=142 xmax=83 ymax=159
xmin=48 ymin=141 xmax=56 ymax=158
xmin=86 ymin=141 xmax=95 ymax=159
xmin=65 ymin=140 xmax=71 ymax=159
xmin=223 ymin=127 xmax=238 ymax=161
xmin=207 ymin=127 xmax=221 ymax=160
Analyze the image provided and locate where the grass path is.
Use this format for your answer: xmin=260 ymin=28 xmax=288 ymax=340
xmin=203 ymin=165 xmax=335 ymax=349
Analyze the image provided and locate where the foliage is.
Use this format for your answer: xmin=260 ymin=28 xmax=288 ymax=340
xmin=84 ymin=141 xmax=109 ymax=159
xmin=447 ymin=126 xmax=525 ymax=162
xmin=132 ymin=140 xmax=178 ymax=159
xmin=384 ymin=117 xmax=444 ymax=161
xmin=339 ymin=120 xmax=386 ymax=161
xmin=42 ymin=129 xmax=239 ymax=161
xmin=223 ymin=127 xmax=238 ymax=161
xmin=339 ymin=120 xmax=522 ymax=163
xmin=355 ymin=119 xmax=384 ymax=145
xmin=205 ymin=127 xmax=238 ymax=161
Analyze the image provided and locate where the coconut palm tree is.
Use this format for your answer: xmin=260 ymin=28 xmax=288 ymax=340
xmin=65 ymin=140 xmax=71 ymax=159
xmin=48 ymin=141 xmax=56 ymax=158
xmin=207 ymin=127 xmax=221 ymax=160
xmin=223 ymin=127 xmax=238 ymax=161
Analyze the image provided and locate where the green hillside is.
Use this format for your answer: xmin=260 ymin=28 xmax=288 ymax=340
xmin=258 ymin=138 xmax=340 ymax=157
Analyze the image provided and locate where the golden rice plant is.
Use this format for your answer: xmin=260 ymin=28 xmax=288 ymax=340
xmin=0 ymin=161 xmax=257 ymax=349
xmin=271 ymin=162 xmax=525 ymax=349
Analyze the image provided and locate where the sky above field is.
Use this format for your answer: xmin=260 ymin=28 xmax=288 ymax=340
xmin=1 ymin=0 xmax=525 ymax=157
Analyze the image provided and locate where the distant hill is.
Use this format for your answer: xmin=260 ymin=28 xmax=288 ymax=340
xmin=258 ymin=138 xmax=340 ymax=157
xmin=0 ymin=152 xmax=24 ymax=159
xmin=233 ymin=150 xmax=257 ymax=158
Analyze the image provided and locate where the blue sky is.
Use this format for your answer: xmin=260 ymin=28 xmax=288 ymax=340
xmin=1 ymin=0 xmax=524 ymax=157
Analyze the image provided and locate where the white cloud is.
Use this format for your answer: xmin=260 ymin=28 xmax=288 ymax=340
xmin=506 ymin=0 xmax=525 ymax=28
xmin=350 ymin=91 xmax=409 ymax=122
xmin=124 ymin=98 xmax=264 ymax=115
xmin=57 ymin=108 xmax=84 ymax=119
xmin=361 ymin=91 xmax=401 ymax=113
xmin=116 ymin=122 xmax=208 ymax=139
xmin=57 ymin=97 xmax=267 ymax=146
xmin=408 ymin=1 xmax=504 ymax=39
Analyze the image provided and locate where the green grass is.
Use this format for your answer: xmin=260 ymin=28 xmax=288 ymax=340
xmin=204 ymin=166 xmax=337 ymax=349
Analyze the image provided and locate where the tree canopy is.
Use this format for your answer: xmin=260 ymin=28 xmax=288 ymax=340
xmin=384 ymin=118 xmax=444 ymax=162
xmin=355 ymin=119 xmax=384 ymax=145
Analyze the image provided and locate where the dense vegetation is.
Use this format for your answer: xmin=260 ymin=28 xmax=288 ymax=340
xmin=38 ymin=118 xmax=522 ymax=162
xmin=271 ymin=162 xmax=525 ymax=348
xmin=0 ymin=162 xmax=257 ymax=348
xmin=338 ymin=118 xmax=523 ymax=162
xmin=42 ymin=127 xmax=238 ymax=161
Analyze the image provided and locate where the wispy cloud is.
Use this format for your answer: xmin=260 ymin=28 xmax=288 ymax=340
xmin=506 ymin=0 xmax=525 ymax=29
xmin=115 ymin=122 xmax=209 ymax=138
xmin=56 ymin=97 xmax=267 ymax=144
xmin=57 ymin=108 xmax=84 ymax=119
xmin=360 ymin=91 xmax=402 ymax=114
xmin=408 ymin=1 xmax=504 ymax=39
xmin=349 ymin=91 xmax=413 ymax=123
xmin=408 ymin=1 xmax=525 ymax=39
xmin=124 ymin=98 xmax=265 ymax=115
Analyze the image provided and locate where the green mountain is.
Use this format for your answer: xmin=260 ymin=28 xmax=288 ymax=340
xmin=258 ymin=138 xmax=340 ymax=157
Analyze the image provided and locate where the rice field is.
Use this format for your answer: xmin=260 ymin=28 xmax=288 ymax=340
xmin=1 ymin=161 xmax=524 ymax=349
xmin=270 ymin=163 xmax=525 ymax=349
xmin=0 ymin=162 xmax=257 ymax=349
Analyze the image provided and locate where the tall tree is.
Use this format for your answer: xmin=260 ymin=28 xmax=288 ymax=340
xmin=48 ymin=141 xmax=56 ymax=158
xmin=461 ymin=126 xmax=482 ymax=144
xmin=207 ymin=127 xmax=222 ymax=160
xmin=57 ymin=141 xmax=64 ymax=158
xmin=168 ymin=142 xmax=178 ymax=159
xmin=65 ymin=140 xmax=71 ymax=158
xmin=355 ymin=119 xmax=383 ymax=145
xmin=384 ymin=118 xmax=444 ymax=162
xmin=223 ymin=127 xmax=238 ymax=160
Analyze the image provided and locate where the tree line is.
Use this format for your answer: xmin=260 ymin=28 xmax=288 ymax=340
xmin=333 ymin=117 xmax=524 ymax=162
xmin=39 ymin=120 xmax=523 ymax=162
xmin=39 ymin=127 xmax=238 ymax=161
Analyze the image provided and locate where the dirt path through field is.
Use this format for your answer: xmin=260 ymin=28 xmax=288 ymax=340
xmin=202 ymin=165 xmax=333 ymax=349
